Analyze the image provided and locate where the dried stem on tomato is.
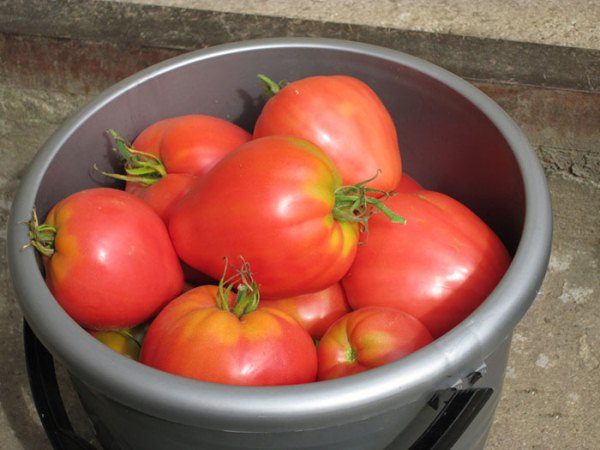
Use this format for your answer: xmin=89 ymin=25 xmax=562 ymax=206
xmin=24 ymin=208 xmax=56 ymax=257
xmin=257 ymin=74 xmax=287 ymax=97
xmin=333 ymin=171 xmax=406 ymax=232
xmin=97 ymin=129 xmax=167 ymax=186
xmin=216 ymin=258 xmax=260 ymax=318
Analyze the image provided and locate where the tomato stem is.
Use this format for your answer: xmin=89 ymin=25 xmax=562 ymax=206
xmin=257 ymin=74 xmax=287 ymax=97
xmin=333 ymin=172 xmax=405 ymax=231
xmin=99 ymin=129 xmax=167 ymax=187
xmin=24 ymin=208 xmax=56 ymax=257
xmin=216 ymin=258 xmax=260 ymax=318
xmin=346 ymin=346 xmax=358 ymax=363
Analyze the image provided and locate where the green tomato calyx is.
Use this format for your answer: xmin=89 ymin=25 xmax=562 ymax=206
xmin=98 ymin=129 xmax=167 ymax=187
xmin=333 ymin=171 xmax=406 ymax=231
xmin=24 ymin=208 xmax=56 ymax=257
xmin=257 ymin=74 xmax=287 ymax=97
xmin=217 ymin=257 xmax=261 ymax=318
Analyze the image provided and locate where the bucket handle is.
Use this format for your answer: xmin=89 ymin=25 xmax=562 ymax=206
xmin=24 ymin=321 xmax=96 ymax=450
xmin=24 ymin=320 xmax=492 ymax=450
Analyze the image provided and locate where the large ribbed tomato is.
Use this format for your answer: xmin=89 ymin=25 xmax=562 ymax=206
xmin=253 ymin=75 xmax=402 ymax=191
xmin=140 ymin=283 xmax=318 ymax=386
xmin=342 ymin=190 xmax=511 ymax=338
xmin=169 ymin=135 xmax=402 ymax=299
xmin=317 ymin=307 xmax=432 ymax=380
xmin=28 ymin=188 xmax=184 ymax=329
xmin=260 ymin=283 xmax=351 ymax=339
xmin=105 ymin=115 xmax=251 ymax=223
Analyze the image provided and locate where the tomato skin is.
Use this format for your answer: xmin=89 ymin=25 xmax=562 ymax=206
xmin=395 ymin=174 xmax=423 ymax=193
xmin=254 ymin=75 xmax=402 ymax=191
xmin=168 ymin=135 xmax=360 ymax=299
xmin=132 ymin=114 xmax=251 ymax=176
xmin=42 ymin=188 xmax=184 ymax=329
xmin=342 ymin=191 xmax=511 ymax=338
xmin=140 ymin=286 xmax=318 ymax=386
xmin=317 ymin=307 xmax=432 ymax=381
xmin=126 ymin=173 xmax=198 ymax=223
xmin=260 ymin=283 xmax=351 ymax=339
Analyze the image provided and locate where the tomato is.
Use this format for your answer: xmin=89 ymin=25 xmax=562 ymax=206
xmin=169 ymin=136 xmax=347 ymax=298
xmin=395 ymin=173 xmax=423 ymax=193
xmin=132 ymin=114 xmax=251 ymax=176
xmin=90 ymin=329 xmax=141 ymax=360
xmin=253 ymin=75 xmax=402 ymax=191
xmin=169 ymin=135 xmax=402 ymax=299
xmin=317 ymin=307 xmax=432 ymax=381
xmin=27 ymin=188 xmax=184 ymax=329
xmin=342 ymin=190 xmax=511 ymax=338
xmin=104 ymin=115 xmax=250 ymax=223
xmin=140 ymin=276 xmax=318 ymax=386
xmin=260 ymin=283 xmax=351 ymax=339
xmin=125 ymin=172 xmax=198 ymax=223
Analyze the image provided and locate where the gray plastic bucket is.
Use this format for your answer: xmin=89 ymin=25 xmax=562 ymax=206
xmin=7 ymin=38 xmax=552 ymax=450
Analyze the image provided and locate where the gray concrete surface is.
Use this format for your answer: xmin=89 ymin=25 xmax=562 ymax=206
xmin=112 ymin=0 xmax=600 ymax=50
xmin=1 ymin=1 xmax=599 ymax=449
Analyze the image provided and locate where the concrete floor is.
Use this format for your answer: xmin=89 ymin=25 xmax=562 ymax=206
xmin=1 ymin=1 xmax=599 ymax=449
xmin=112 ymin=0 xmax=600 ymax=50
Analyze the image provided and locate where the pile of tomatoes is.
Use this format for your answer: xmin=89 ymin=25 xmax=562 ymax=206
xmin=27 ymin=74 xmax=510 ymax=386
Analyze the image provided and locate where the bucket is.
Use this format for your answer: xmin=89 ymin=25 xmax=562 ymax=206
xmin=7 ymin=38 xmax=552 ymax=450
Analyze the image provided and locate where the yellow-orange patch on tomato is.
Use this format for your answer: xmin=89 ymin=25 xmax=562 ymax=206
xmin=338 ymin=100 xmax=355 ymax=118
xmin=242 ymin=310 xmax=283 ymax=341
xmin=304 ymin=182 xmax=335 ymax=210
xmin=46 ymin=232 xmax=79 ymax=285
xmin=359 ymin=331 xmax=394 ymax=349
xmin=244 ymin=311 xmax=281 ymax=341
xmin=338 ymin=221 xmax=359 ymax=257
xmin=183 ymin=310 xmax=241 ymax=346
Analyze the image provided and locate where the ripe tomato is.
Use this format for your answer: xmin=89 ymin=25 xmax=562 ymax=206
xmin=28 ymin=188 xmax=184 ymax=329
xmin=132 ymin=114 xmax=251 ymax=175
xmin=317 ymin=307 xmax=432 ymax=381
xmin=342 ymin=190 xmax=511 ymax=338
xmin=253 ymin=75 xmax=402 ymax=191
xmin=124 ymin=172 xmax=198 ymax=223
xmin=104 ymin=115 xmax=250 ymax=223
xmin=395 ymin=173 xmax=423 ymax=193
xmin=260 ymin=283 xmax=351 ymax=339
xmin=140 ymin=282 xmax=318 ymax=386
xmin=169 ymin=135 xmax=403 ymax=299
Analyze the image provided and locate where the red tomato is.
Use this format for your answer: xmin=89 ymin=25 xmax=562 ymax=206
xmin=132 ymin=114 xmax=251 ymax=176
xmin=140 ymin=284 xmax=318 ymax=386
xmin=317 ymin=307 xmax=432 ymax=381
xmin=169 ymin=135 xmax=368 ymax=299
xmin=125 ymin=172 xmax=198 ymax=223
xmin=105 ymin=115 xmax=251 ymax=222
xmin=253 ymin=75 xmax=402 ymax=191
xmin=342 ymin=190 xmax=511 ymax=338
xmin=260 ymin=283 xmax=351 ymax=339
xmin=28 ymin=188 xmax=184 ymax=329
xmin=395 ymin=173 xmax=423 ymax=193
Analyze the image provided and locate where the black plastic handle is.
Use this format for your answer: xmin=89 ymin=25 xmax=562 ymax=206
xmin=24 ymin=320 xmax=491 ymax=450
xmin=24 ymin=321 xmax=97 ymax=450
xmin=408 ymin=387 xmax=493 ymax=450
